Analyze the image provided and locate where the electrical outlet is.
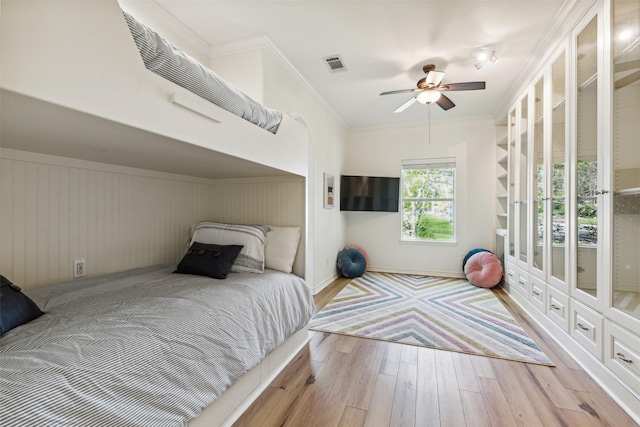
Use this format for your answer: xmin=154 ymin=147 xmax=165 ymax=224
xmin=73 ymin=259 xmax=86 ymax=278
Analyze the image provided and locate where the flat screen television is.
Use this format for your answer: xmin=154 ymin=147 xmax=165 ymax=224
xmin=340 ymin=175 xmax=400 ymax=212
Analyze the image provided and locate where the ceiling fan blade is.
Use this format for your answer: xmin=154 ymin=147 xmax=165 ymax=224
xmin=394 ymin=97 xmax=417 ymax=113
xmin=380 ymin=88 xmax=419 ymax=96
xmin=426 ymin=71 xmax=445 ymax=87
xmin=439 ymin=81 xmax=486 ymax=91
xmin=436 ymin=94 xmax=455 ymax=110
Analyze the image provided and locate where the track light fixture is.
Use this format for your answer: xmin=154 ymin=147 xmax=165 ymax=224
xmin=472 ymin=46 xmax=499 ymax=70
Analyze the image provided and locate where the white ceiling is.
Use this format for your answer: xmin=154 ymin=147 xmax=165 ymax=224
xmin=156 ymin=0 xmax=570 ymax=129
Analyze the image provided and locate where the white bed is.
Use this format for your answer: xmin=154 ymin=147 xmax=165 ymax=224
xmin=0 ymin=265 xmax=315 ymax=427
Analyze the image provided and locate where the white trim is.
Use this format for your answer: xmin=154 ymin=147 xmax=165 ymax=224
xmin=313 ymin=272 xmax=340 ymax=295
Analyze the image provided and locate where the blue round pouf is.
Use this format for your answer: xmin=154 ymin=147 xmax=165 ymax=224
xmin=462 ymin=248 xmax=490 ymax=271
xmin=337 ymin=247 xmax=367 ymax=278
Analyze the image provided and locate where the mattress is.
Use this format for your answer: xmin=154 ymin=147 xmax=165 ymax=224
xmin=123 ymin=11 xmax=283 ymax=133
xmin=0 ymin=265 xmax=315 ymax=427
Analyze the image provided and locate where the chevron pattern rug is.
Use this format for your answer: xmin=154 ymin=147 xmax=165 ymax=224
xmin=310 ymin=272 xmax=554 ymax=366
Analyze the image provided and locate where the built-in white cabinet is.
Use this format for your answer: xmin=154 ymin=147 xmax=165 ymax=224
xmin=499 ymin=0 xmax=640 ymax=420
xmin=606 ymin=0 xmax=640 ymax=340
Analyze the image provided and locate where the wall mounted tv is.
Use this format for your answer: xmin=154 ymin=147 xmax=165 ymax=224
xmin=340 ymin=175 xmax=400 ymax=212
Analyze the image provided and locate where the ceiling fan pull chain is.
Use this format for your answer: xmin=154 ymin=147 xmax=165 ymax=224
xmin=428 ymin=104 xmax=431 ymax=144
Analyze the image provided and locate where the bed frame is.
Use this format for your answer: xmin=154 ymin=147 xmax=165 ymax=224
xmin=190 ymin=327 xmax=309 ymax=427
xmin=1 ymin=1 xmax=312 ymax=425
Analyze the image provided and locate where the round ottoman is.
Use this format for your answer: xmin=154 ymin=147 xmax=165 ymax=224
xmin=346 ymin=244 xmax=370 ymax=271
xmin=337 ymin=247 xmax=367 ymax=278
xmin=463 ymin=250 xmax=503 ymax=288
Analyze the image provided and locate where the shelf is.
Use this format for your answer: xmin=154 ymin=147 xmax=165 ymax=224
xmin=497 ymin=135 xmax=508 ymax=148
xmin=616 ymin=187 xmax=640 ymax=197
xmin=497 ymin=194 xmax=508 ymax=199
xmin=498 ymin=154 xmax=508 ymax=164
xmin=497 ymin=172 xmax=508 ymax=180
xmin=578 ymin=73 xmax=597 ymax=91
xmin=553 ymin=98 xmax=566 ymax=112
xmin=535 ymin=116 xmax=544 ymax=126
xmin=497 ymin=213 xmax=508 ymax=218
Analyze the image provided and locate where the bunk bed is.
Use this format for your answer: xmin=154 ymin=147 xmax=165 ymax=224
xmin=0 ymin=1 xmax=313 ymax=426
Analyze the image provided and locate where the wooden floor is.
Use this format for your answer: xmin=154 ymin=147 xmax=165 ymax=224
xmin=233 ymin=277 xmax=639 ymax=427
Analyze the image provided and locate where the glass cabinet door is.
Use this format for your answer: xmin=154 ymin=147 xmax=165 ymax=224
xmin=519 ymin=95 xmax=529 ymax=266
xmin=532 ymin=78 xmax=545 ymax=275
xmin=508 ymin=108 xmax=517 ymax=261
xmin=575 ymin=15 xmax=600 ymax=303
xmin=611 ymin=0 xmax=640 ymax=328
xmin=550 ymin=52 xmax=567 ymax=291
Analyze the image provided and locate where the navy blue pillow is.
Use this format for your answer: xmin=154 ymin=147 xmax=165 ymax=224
xmin=1 ymin=275 xmax=44 ymax=335
xmin=337 ymin=247 xmax=367 ymax=278
xmin=462 ymin=248 xmax=491 ymax=271
xmin=174 ymin=242 xmax=243 ymax=280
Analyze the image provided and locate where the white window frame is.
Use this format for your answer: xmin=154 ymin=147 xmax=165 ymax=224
xmin=401 ymin=157 xmax=457 ymax=243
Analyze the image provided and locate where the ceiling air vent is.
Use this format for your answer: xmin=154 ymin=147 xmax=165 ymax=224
xmin=323 ymin=55 xmax=347 ymax=72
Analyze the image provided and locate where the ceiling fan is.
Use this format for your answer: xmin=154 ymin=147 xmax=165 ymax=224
xmin=380 ymin=64 xmax=486 ymax=112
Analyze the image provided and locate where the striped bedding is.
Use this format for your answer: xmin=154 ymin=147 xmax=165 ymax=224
xmin=123 ymin=11 xmax=283 ymax=133
xmin=0 ymin=265 xmax=315 ymax=427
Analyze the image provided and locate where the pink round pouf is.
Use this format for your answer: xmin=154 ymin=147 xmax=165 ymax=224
xmin=464 ymin=251 xmax=503 ymax=288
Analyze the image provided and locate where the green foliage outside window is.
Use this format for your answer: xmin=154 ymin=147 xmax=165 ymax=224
xmin=401 ymin=165 xmax=455 ymax=241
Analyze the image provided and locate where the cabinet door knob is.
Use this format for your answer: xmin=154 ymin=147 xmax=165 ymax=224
xmin=532 ymin=290 xmax=541 ymax=296
xmin=550 ymin=304 xmax=560 ymax=311
xmin=577 ymin=323 xmax=589 ymax=331
xmin=616 ymin=352 xmax=633 ymax=364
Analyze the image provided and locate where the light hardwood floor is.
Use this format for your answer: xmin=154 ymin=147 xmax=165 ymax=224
xmin=233 ymin=277 xmax=639 ymax=427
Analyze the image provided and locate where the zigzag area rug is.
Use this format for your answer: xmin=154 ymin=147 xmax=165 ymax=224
xmin=309 ymin=272 xmax=554 ymax=366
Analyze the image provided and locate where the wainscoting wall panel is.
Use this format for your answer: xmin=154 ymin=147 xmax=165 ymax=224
xmin=207 ymin=177 xmax=306 ymax=277
xmin=0 ymin=149 xmax=307 ymax=289
xmin=0 ymin=150 xmax=214 ymax=290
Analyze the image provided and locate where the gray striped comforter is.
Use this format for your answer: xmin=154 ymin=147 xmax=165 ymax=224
xmin=0 ymin=266 xmax=315 ymax=427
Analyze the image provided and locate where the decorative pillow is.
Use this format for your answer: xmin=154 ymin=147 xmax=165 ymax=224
xmin=464 ymin=251 xmax=503 ymax=288
xmin=190 ymin=222 xmax=270 ymax=273
xmin=346 ymin=244 xmax=369 ymax=271
xmin=1 ymin=275 xmax=44 ymax=335
xmin=174 ymin=242 xmax=243 ymax=279
xmin=265 ymin=226 xmax=302 ymax=273
xmin=462 ymin=248 xmax=490 ymax=271
xmin=337 ymin=247 xmax=367 ymax=278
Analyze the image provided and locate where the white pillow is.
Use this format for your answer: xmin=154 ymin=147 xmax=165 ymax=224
xmin=190 ymin=222 xmax=270 ymax=273
xmin=265 ymin=226 xmax=301 ymax=273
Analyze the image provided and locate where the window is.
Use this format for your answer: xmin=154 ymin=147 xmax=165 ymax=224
xmin=401 ymin=158 xmax=456 ymax=241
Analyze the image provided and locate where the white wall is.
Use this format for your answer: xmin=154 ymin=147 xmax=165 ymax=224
xmin=0 ymin=150 xmax=308 ymax=290
xmin=0 ymin=150 xmax=213 ymax=290
xmin=345 ymin=117 xmax=497 ymax=277
xmin=260 ymin=49 xmax=348 ymax=293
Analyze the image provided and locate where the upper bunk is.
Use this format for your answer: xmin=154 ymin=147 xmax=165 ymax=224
xmin=0 ymin=0 xmax=310 ymax=180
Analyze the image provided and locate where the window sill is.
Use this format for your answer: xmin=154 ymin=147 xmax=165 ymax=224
xmin=400 ymin=239 xmax=458 ymax=246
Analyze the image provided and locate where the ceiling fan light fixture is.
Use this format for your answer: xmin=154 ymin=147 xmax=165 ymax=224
xmin=416 ymin=90 xmax=441 ymax=104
